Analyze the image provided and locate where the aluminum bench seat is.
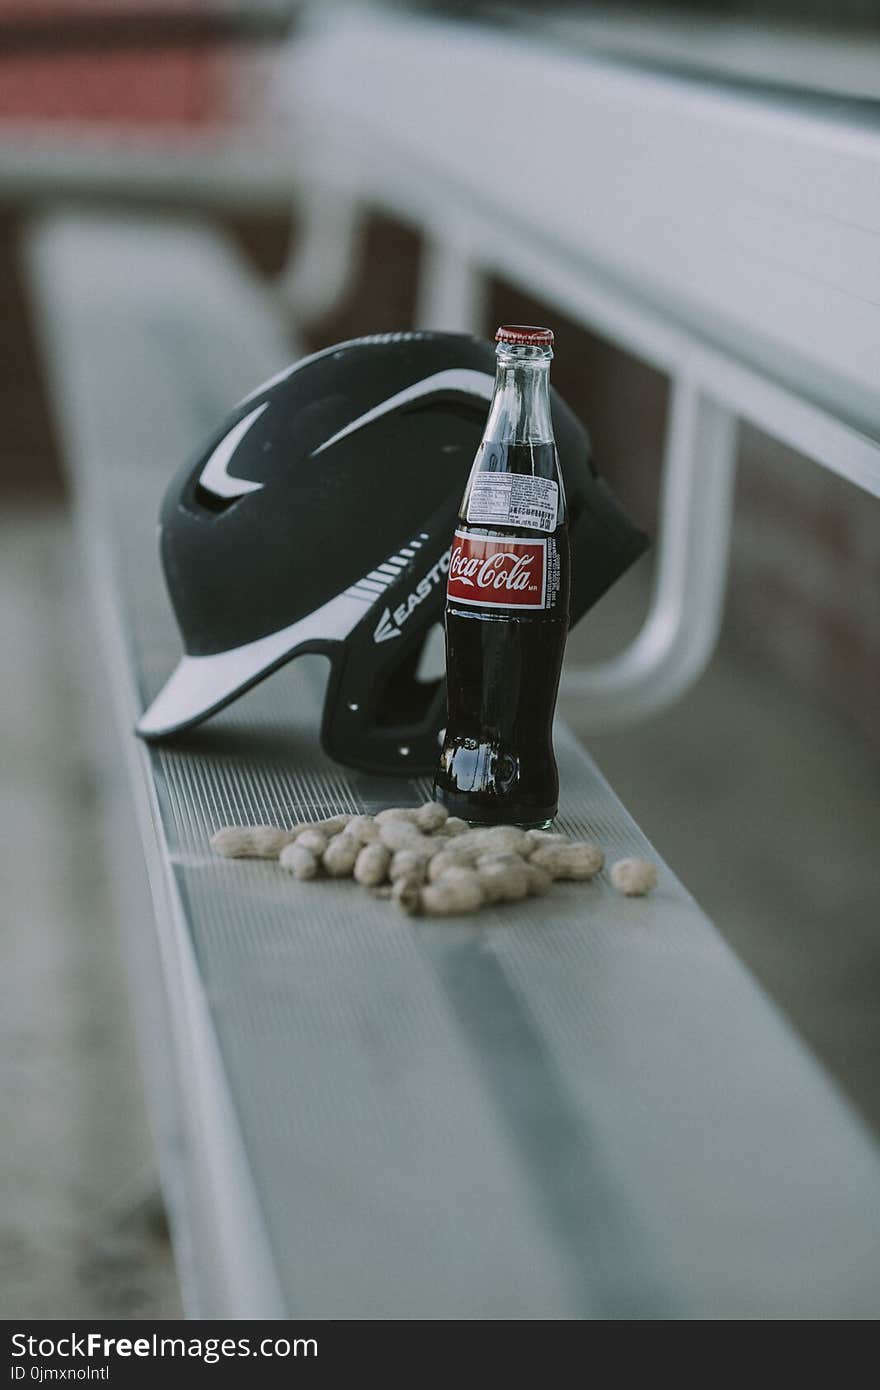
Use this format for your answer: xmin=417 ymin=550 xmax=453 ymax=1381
xmin=27 ymin=209 xmax=880 ymax=1318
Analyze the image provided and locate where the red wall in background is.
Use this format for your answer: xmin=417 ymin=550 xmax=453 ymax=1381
xmin=0 ymin=2 xmax=260 ymax=495
xmin=0 ymin=1 xmax=238 ymax=126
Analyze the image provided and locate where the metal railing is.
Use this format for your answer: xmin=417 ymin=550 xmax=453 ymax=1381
xmin=279 ymin=4 xmax=880 ymax=728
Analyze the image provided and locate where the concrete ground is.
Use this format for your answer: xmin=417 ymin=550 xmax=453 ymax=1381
xmin=1 ymin=503 xmax=181 ymax=1319
xmin=1 ymin=502 xmax=878 ymax=1319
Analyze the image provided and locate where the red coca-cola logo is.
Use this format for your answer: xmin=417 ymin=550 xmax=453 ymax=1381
xmin=447 ymin=531 xmax=547 ymax=609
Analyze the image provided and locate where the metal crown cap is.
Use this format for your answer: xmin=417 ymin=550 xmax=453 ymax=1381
xmin=495 ymin=324 xmax=554 ymax=346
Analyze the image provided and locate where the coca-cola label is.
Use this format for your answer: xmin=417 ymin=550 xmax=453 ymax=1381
xmin=447 ymin=531 xmax=547 ymax=610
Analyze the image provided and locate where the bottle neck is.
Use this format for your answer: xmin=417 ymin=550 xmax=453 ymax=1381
xmin=482 ymin=343 xmax=554 ymax=444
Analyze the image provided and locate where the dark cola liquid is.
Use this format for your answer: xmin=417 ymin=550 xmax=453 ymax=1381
xmin=434 ymin=441 xmax=570 ymax=826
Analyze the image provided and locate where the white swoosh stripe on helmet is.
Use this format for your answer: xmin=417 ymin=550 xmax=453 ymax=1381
xmin=310 ymin=369 xmax=494 ymax=457
xmin=198 ymin=402 xmax=269 ymax=500
xmin=208 ymin=366 xmax=492 ymax=502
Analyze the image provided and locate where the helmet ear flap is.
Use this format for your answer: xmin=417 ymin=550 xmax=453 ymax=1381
xmin=321 ymin=585 xmax=449 ymax=777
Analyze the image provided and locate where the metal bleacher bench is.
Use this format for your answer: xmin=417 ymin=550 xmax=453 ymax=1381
xmin=26 ymin=9 xmax=880 ymax=1320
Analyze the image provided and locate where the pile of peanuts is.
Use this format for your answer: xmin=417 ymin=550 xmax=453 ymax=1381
xmin=210 ymin=804 xmax=658 ymax=918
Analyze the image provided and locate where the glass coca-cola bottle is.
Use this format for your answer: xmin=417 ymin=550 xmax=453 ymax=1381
xmin=434 ymin=324 xmax=570 ymax=826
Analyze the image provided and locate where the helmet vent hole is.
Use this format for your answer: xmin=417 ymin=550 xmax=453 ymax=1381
xmin=401 ymin=397 xmax=487 ymax=428
xmin=193 ymin=482 xmax=237 ymax=515
xmin=415 ymin=623 xmax=445 ymax=684
xmin=373 ymin=629 xmax=444 ymax=731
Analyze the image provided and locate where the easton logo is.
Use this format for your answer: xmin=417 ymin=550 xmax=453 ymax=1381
xmin=447 ymin=531 xmax=548 ymax=610
xmin=373 ymin=550 xmax=451 ymax=643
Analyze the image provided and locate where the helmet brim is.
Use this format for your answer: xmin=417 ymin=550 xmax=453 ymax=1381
xmin=136 ymin=590 xmax=369 ymax=739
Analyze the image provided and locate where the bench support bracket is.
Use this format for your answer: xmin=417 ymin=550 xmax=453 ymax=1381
xmin=562 ymin=379 xmax=738 ymax=725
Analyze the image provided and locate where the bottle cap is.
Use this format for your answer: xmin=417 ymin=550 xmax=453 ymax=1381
xmin=495 ymin=324 xmax=554 ymax=346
